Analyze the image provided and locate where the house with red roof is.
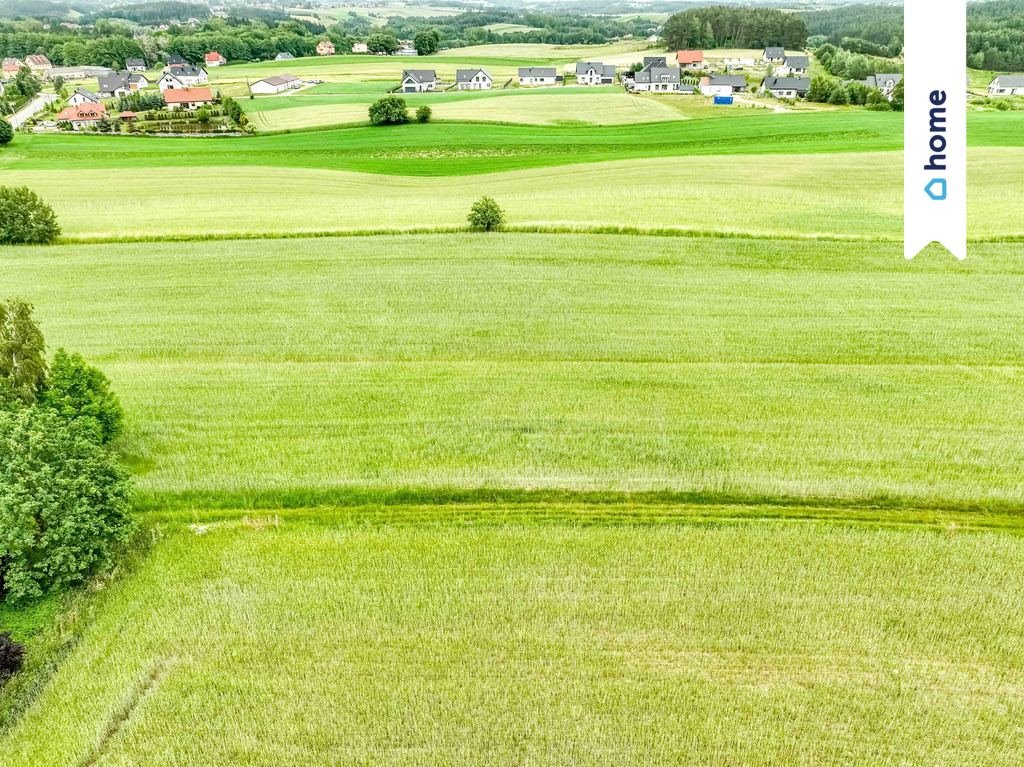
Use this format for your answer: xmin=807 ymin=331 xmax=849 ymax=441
xmin=2 ymin=58 xmax=22 ymax=78
xmin=164 ymin=86 xmax=214 ymax=110
xmin=676 ymin=50 xmax=706 ymax=69
xmin=205 ymin=51 xmax=226 ymax=67
xmin=56 ymin=102 xmax=107 ymax=129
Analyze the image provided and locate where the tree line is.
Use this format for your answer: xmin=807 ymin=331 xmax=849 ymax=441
xmin=661 ymin=7 xmax=808 ymax=51
xmin=801 ymin=0 xmax=1024 ymax=71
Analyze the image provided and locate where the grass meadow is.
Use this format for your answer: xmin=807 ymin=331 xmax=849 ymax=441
xmin=2 ymin=519 xmax=1023 ymax=766
xmin=245 ymin=87 xmax=701 ymax=130
xmin=2 ymin=150 xmax=1021 ymax=240
xmin=2 ymin=234 xmax=1022 ymax=505
xmin=2 ymin=56 xmax=1024 ymax=764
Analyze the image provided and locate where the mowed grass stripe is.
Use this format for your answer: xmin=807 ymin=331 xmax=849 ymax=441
xmin=4 ymin=521 xmax=1023 ymax=766
xmin=2 ymin=234 xmax=1021 ymax=503
xmin=4 ymin=112 xmax=1020 ymax=177
xmin=6 ymin=111 xmax=1020 ymax=177
xmin=5 ymin=150 xmax=1023 ymax=240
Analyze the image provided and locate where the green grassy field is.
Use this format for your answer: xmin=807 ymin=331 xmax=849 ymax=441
xmin=2 ymin=149 xmax=1021 ymax=240
xmin=3 ymin=41 xmax=1024 ymax=762
xmin=2 ymin=234 xmax=1022 ymax=506
xmin=247 ymin=88 xmax=695 ymax=130
xmin=3 ymin=517 xmax=1023 ymax=766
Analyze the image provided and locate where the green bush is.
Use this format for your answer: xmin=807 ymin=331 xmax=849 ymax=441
xmin=0 ymin=187 xmax=61 ymax=245
xmin=41 ymin=350 xmax=125 ymax=445
xmin=0 ymin=407 xmax=134 ymax=603
xmin=415 ymin=105 xmax=432 ymax=123
xmin=369 ymin=96 xmax=409 ymax=126
xmin=468 ymin=196 xmax=506 ymax=232
xmin=0 ymin=119 xmax=12 ymax=146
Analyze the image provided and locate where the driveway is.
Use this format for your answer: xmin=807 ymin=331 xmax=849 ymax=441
xmin=6 ymin=92 xmax=58 ymax=128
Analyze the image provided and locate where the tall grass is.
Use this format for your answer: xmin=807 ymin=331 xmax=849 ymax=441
xmin=3 ymin=520 xmax=1023 ymax=766
xmin=2 ymin=233 xmax=1022 ymax=506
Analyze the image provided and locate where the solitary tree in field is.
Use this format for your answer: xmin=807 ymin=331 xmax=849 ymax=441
xmin=369 ymin=96 xmax=409 ymax=125
xmin=0 ymin=119 xmax=12 ymax=146
xmin=468 ymin=197 xmax=506 ymax=232
xmin=0 ymin=186 xmax=61 ymax=245
xmin=414 ymin=29 xmax=441 ymax=56
xmin=0 ymin=299 xmax=47 ymax=404
xmin=415 ymin=105 xmax=432 ymax=123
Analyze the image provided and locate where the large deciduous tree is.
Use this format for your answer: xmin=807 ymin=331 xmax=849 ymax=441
xmin=0 ymin=300 xmax=47 ymax=405
xmin=0 ymin=407 xmax=133 ymax=602
xmin=0 ymin=187 xmax=61 ymax=245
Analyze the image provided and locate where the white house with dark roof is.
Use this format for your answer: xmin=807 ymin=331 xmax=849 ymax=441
xmin=777 ymin=55 xmax=809 ymax=76
xmin=761 ymin=76 xmax=810 ymax=99
xmin=575 ymin=61 xmax=616 ymax=86
xmin=159 ymin=65 xmax=208 ymax=90
xmin=400 ymin=69 xmax=439 ymax=92
xmin=762 ymin=47 xmax=785 ymax=63
xmin=68 ymin=87 xmax=100 ymax=106
xmin=98 ymin=71 xmax=149 ymax=97
xmin=988 ymin=75 xmax=1024 ymax=96
xmin=97 ymin=73 xmax=131 ymax=97
xmin=456 ymin=68 xmax=492 ymax=90
xmin=701 ymin=75 xmax=748 ymax=97
xmin=251 ymin=74 xmax=302 ymax=94
xmin=632 ymin=63 xmax=683 ymax=93
xmin=518 ymin=67 xmax=558 ymax=87
xmin=126 ymin=58 xmax=146 ymax=72
xmin=861 ymin=73 xmax=902 ymax=98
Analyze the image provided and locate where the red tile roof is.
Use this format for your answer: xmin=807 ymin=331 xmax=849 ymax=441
xmin=56 ymin=103 xmax=107 ymax=122
xmin=205 ymin=52 xmax=225 ymax=62
xmin=164 ymin=87 xmax=213 ymax=105
xmin=677 ymin=50 xmax=704 ymax=65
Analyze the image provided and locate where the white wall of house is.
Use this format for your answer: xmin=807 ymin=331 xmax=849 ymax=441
xmin=168 ymin=100 xmax=211 ymax=110
xmin=988 ymin=81 xmax=1024 ymax=96
xmin=252 ymin=81 xmax=282 ymax=94
xmin=519 ymin=76 xmax=557 ymax=87
xmin=578 ymin=69 xmax=610 ymax=86
xmin=458 ymin=74 xmax=491 ymax=90
xmin=634 ymin=82 xmax=680 ymax=93
xmin=701 ymin=84 xmax=736 ymax=97
xmin=68 ymin=92 xmax=95 ymax=106
xmin=776 ymin=65 xmax=806 ymax=76
xmin=402 ymin=78 xmax=436 ymax=92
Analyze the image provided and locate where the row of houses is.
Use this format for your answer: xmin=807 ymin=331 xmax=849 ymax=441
xmin=674 ymin=48 xmax=808 ymax=76
xmin=56 ymin=83 xmax=215 ymax=128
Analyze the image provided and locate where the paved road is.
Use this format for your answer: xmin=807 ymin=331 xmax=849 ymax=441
xmin=6 ymin=92 xmax=58 ymax=129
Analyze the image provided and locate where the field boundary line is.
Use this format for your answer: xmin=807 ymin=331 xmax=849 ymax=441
xmin=133 ymin=487 xmax=1024 ymax=520
xmin=53 ymin=226 xmax=909 ymax=246
xmin=48 ymin=226 xmax=1024 ymax=247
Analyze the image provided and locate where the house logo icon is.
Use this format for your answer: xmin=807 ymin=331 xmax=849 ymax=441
xmin=925 ymin=178 xmax=947 ymax=201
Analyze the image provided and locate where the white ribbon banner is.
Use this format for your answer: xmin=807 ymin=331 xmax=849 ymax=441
xmin=904 ymin=0 xmax=967 ymax=260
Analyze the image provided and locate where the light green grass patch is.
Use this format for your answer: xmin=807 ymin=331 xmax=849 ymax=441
xmin=3 ymin=519 xmax=1023 ymax=766
xmin=1 ymin=234 xmax=1022 ymax=504
xmin=4 ymin=151 xmax=1021 ymax=240
xmin=251 ymin=89 xmax=690 ymax=129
